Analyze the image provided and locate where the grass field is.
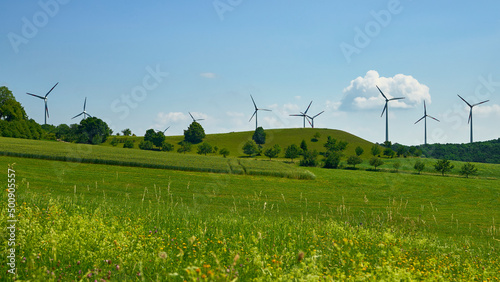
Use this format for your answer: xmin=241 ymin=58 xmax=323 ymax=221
xmin=1 ymin=155 xmax=499 ymax=280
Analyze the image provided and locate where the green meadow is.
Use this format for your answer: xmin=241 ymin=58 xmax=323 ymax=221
xmin=1 ymin=130 xmax=500 ymax=280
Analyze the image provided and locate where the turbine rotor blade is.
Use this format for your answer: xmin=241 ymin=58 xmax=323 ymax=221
xmin=45 ymin=103 xmax=49 ymax=118
xmin=45 ymin=82 xmax=59 ymax=97
xmin=457 ymin=94 xmax=472 ymax=107
xmin=189 ymin=112 xmax=195 ymax=121
xmin=473 ymin=100 xmax=489 ymax=107
xmin=260 ymin=109 xmax=272 ymax=111
xmin=26 ymin=93 xmax=45 ymax=99
xmin=414 ymin=116 xmax=425 ymax=124
xmin=427 ymin=115 xmax=440 ymax=122
xmin=84 ymin=97 xmax=87 ymax=110
xmin=376 ymin=85 xmax=388 ymax=100
xmin=307 ymin=117 xmax=312 ymax=126
xmin=381 ymin=104 xmax=387 ymax=117
xmin=250 ymin=95 xmax=257 ymax=109
xmin=389 ymin=97 xmax=405 ymax=101
xmin=424 ymin=100 xmax=427 ymax=113
xmin=313 ymin=111 xmax=324 ymax=118
xmin=72 ymin=112 xmax=83 ymax=119
xmin=249 ymin=110 xmax=257 ymax=122
xmin=304 ymin=101 xmax=312 ymax=114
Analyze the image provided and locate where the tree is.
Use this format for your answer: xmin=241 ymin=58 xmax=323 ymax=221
xmin=396 ymin=146 xmax=406 ymax=157
xmin=0 ymin=86 xmax=27 ymax=121
xmin=311 ymin=132 xmax=321 ymax=142
xmin=299 ymin=149 xmax=318 ymax=167
xmin=78 ymin=117 xmax=111 ymax=144
xmin=434 ymin=159 xmax=454 ymax=176
xmin=371 ymin=145 xmax=381 ymax=156
xmin=123 ymin=140 xmax=134 ymax=148
xmin=459 ymin=162 xmax=478 ymax=178
xmin=323 ymin=152 xmax=341 ymax=169
xmin=383 ymin=147 xmax=395 ymax=158
xmin=122 ymin=128 xmax=132 ymax=136
xmin=383 ymin=141 xmax=392 ymax=148
xmin=219 ymin=148 xmax=230 ymax=158
xmin=347 ymin=155 xmax=363 ymax=168
xmin=355 ymin=146 xmax=364 ymax=157
xmin=144 ymin=129 xmax=165 ymax=148
xmin=177 ymin=141 xmax=192 ymax=154
xmin=414 ymin=160 xmax=425 ymax=174
xmin=160 ymin=141 xmax=174 ymax=152
xmin=300 ymin=139 xmax=308 ymax=153
xmin=243 ymin=140 xmax=258 ymax=157
xmin=110 ymin=137 xmax=119 ymax=147
xmin=324 ymin=136 xmax=347 ymax=153
xmin=197 ymin=142 xmax=213 ymax=156
xmin=264 ymin=144 xmax=281 ymax=160
xmin=369 ymin=157 xmax=384 ymax=170
xmin=184 ymin=121 xmax=205 ymax=144
xmin=213 ymin=146 xmax=219 ymax=153
xmin=252 ymin=127 xmax=266 ymax=145
xmin=139 ymin=140 xmax=154 ymax=150
xmin=285 ymin=144 xmax=300 ymax=162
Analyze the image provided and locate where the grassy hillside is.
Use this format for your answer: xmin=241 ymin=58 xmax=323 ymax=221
xmin=103 ymin=128 xmax=380 ymax=159
xmin=1 ymin=155 xmax=499 ymax=279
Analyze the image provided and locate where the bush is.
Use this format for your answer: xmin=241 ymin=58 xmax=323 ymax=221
xmin=347 ymin=155 xmax=363 ymax=168
xmin=264 ymin=144 xmax=281 ymax=160
xmin=243 ymin=140 xmax=258 ymax=157
xmin=434 ymin=159 xmax=454 ymax=176
xmin=369 ymin=157 xmax=384 ymax=170
xmin=197 ymin=142 xmax=213 ymax=156
xmin=284 ymin=144 xmax=300 ymax=162
xmin=177 ymin=141 xmax=192 ymax=154
xmin=414 ymin=160 xmax=425 ymax=174
xmin=123 ymin=140 xmax=134 ymax=149
xmin=300 ymin=149 xmax=318 ymax=167
xmin=459 ymin=162 xmax=478 ymax=178
xmin=110 ymin=137 xmax=119 ymax=147
xmin=219 ymin=148 xmax=230 ymax=158
xmin=161 ymin=142 xmax=174 ymax=152
xmin=371 ymin=145 xmax=381 ymax=156
xmin=139 ymin=140 xmax=154 ymax=150
xmin=323 ymin=152 xmax=341 ymax=169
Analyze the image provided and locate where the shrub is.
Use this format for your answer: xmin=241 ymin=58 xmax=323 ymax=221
xmin=300 ymin=149 xmax=318 ymax=167
xmin=347 ymin=155 xmax=363 ymax=168
xmin=177 ymin=141 xmax=192 ymax=154
xmin=243 ymin=140 xmax=258 ymax=157
xmin=110 ymin=137 xmax=119 ymax=147
xmin=414 ymin=160 xmax=425 ymax=174
xmin=160 ymin=142 xmax=174 ymax=152
xmin=355 ymin=146 xmax=364 ymax=156
xmin=264 ymin=144 xmax=281 ymax=160
xmin=219 ymin=148 xmax=230 ymax=158
xmin=459 ymin=162 xmax=478 ymax=178
xmin=369 ymin=157 xmax=384 ymax=170
xmin=323 ymin=152 xmax=341 ymax=169
xmin=434 ymin=159 xmax=454 ymax=176
xmin=285 ymin=144 xmax=300 ymax=162
xmin=123 ymin=140 xmax=134 ymax=149
xmin=197 ymin=142 xmax=213 ymax=156
xmin=139 ymin=140 xmax=154 ymax=150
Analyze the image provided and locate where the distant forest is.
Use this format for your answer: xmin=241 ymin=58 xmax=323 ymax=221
xmin=417 ymin=139 xmax=500 ymax=164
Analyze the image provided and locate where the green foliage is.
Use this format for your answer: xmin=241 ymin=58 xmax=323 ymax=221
xmin=160 ymin=141 xmax=174 ymax=152
xmin=144 ymin=129 xmax=165 ymax=148
xmin=243 ymin=140 xmax=258 ymax=157
xmin=369 ymin=157 xmax=384 ymax=170
xmin=219 ymin=148 xmax=230 ymax=158
xmin=0 ymin=86 xmax=27 ymax=121
xmin=418 ymin=140 xmax=500 ymax=164
xmin=383 ymin=147 xmax=395 ymax=158
xmin=177 ymin=141 xmax=192 ymax=154
xmin=300 ymin=149 xmax=318 ymax=167
xmin=383 ymin=141 xmax=392 ymax=148
xmin=459 ymin=162 xmax=478 ymax=178
xmin=347 ymin=155 xmax=363 ymax=168
xmin=184 ymin=121 xmax=205 ymax=144
xmin=324 ymin=136 xmax=348 ymax=153
xmin=284 ymin=144 xmax=301 ymax=162
xmin=300 ymin=139 xmax=308 ymax=152
xmin=110 ymin=137 xmax=119 ymax=147
xmin=371 ymin=145 xmax=381 ymax=156
xmin=123 ymin=140 xmax=134 ymax=149
xmin=414 ymin=160 xmax=425 ymax=174
xmin=264 ymin=144 xmax=281 ymax=160
xmin=122 ymin=128 xmax=132 ymax=136
xmin=396 ymin=146 xmax=406 ymax=157
xmin=311 ymin=132 xmax=321 ymax=142
xmin=355 ymin=146 xmax=364 ymax=157
xmin=434 ymin=159 xmax=455 ymax=176
xmin=138 ymin=140 xmax=154 ymax=150
xmin=252 ymin=126 xmax=266 ymax=145
xmin=197 ymin=142 xmax=213 ymax=156
xmin=323 ymin=152 xmax=341 ymax=169
xmin=78 ymin=117 xmax=111 ymax=144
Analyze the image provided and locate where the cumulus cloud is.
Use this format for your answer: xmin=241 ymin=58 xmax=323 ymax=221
xmin=340 ymin=70 xmax=431 ymax=111
xmin=200 ymin=72 xmax=217 ymax=79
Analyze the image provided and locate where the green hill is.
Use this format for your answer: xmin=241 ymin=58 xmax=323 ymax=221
xmin=104 ymin=128 xmax=379 ymax=159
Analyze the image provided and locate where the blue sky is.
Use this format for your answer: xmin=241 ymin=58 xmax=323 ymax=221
xmin=1 ymin=0 xmax=499 ymax=145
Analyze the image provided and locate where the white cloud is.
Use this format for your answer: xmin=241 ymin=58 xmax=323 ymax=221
xmin=340 ymin=70 xmax=431 ymax=111
xmin=474 ymin=104 xmax=500 ymax=117
xmin=200 ymin=72 xmax=217 ymax=79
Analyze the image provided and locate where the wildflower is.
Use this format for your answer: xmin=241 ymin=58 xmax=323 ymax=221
xmin=116 ymin=265 xmax=120 ymax=270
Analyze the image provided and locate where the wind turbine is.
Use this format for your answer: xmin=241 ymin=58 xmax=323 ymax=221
xmin=306 ymin=111 xmax=324 ymax=128
xmin=189 ymin=112 xmax=204 ymax=122
xmin=160 ymin=126 xmax=170 ymax=133
xmin=72 ymin=97 xmax=92 ymax=120
xmin=26 ymin=82 xmax=58 ymax=125
xmin=377 ymin=85 xmax=405 ymax=143
xmin=414 ymin=101 xmax=439 ymax=145
xmin=457 ymin=95 xmax=489 ymax=143
xmin=289 ymin=101 xmax=312 ymax=128
xmin=249 ymin=95 xmax=271 ymax=130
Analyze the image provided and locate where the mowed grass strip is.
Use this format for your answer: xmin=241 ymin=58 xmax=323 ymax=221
xmin=0 ymin=137 xmax=314 ymax=179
